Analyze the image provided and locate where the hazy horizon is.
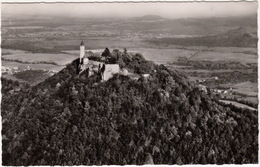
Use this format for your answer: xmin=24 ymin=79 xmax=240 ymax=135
xmin=1 ymin=2 xmax=257 ymax=19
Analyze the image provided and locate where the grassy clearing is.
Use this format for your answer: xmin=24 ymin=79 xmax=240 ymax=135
xmin=232 ymin=82 xmax=258 ymax=97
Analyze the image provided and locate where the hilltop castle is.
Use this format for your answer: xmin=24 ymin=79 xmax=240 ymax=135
xmin=77 ymin=41 xmax=126 ymax=81
xmin=78 ymin=41 xmax=92 ymax=73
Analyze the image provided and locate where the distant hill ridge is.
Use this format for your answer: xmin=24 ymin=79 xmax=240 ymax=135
xmin=149 ymin=26 xmax=257 ymax=48
xmin=1 ymin=52 xmax=258 ymax=165
xmin=130 ymin=15 xmax=165 ymax=21
xmin=222 ymin=26 xmax=257 ymax=38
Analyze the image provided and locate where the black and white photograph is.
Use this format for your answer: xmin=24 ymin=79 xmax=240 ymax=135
xmin=0 ymin=0 xmax=258 ymax=165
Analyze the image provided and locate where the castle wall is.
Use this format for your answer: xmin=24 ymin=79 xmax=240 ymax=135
xmin=83 ymin=58 xmax=89 ymax=65
xmin=103 ymin=64 xmax=120 ymax=81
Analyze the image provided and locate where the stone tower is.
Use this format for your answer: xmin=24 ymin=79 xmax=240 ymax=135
xmin=80 ymin=41 xmax=85 ymax=63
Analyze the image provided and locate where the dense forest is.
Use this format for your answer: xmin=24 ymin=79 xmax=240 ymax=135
xmin=1 ymin=51 xmax=258 ymax=165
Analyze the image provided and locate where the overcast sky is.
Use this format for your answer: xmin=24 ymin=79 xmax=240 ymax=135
xmin=1 ymin=1 xmax=257 ymax=19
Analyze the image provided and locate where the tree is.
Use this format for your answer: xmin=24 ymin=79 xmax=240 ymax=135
xmin=101 ymin=48 xmax=111 ymax=58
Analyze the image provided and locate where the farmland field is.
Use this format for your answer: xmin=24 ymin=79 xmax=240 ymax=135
xmin=189 ymin=51 xmax=257 ymax=64
xmin=221 ymin=82 xmax=258 ymax=97
xmin=2 ymin=49 xmax=78 ymax=65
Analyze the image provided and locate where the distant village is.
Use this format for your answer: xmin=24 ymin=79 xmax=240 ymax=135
xmin=195 ymin=75 xmax=235 ymax=99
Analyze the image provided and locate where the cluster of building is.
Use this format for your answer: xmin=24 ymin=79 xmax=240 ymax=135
xmin=212 ymin=88 xmax=233 ymax=95
xmin=197 ymin=76 xmax=218 ymax=83
xmin=2 ymin=66 xmax=20 ymax=74
xmin=77 ymin=41 xmax=128 ymax=81
xmin=76 ymin=41 xmax=153 ymax=82
xmin=198 ymin=83 xmax=234 ymax=97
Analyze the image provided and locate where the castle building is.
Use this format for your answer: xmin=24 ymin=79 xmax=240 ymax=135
xmin=78 ymin=41 xmax=126 ymax=81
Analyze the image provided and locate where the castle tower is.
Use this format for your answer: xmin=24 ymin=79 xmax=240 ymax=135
xmin=80 ymin=41 xmax=85 ymax=63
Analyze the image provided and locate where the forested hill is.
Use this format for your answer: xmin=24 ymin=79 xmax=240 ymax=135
xmin=1 ymin=52 xmax=258 ymax=165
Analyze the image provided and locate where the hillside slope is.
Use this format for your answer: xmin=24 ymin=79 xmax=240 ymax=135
xmin=1 ymin=53 xmax=258 ymax=165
